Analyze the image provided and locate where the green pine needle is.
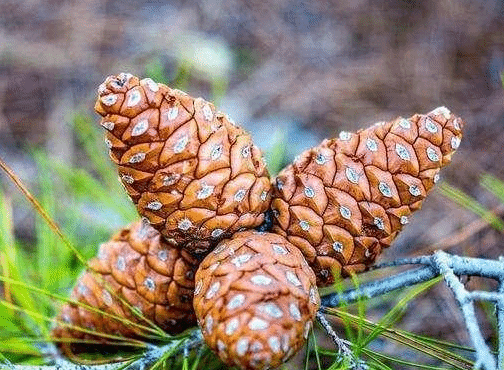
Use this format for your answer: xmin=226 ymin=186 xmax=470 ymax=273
xmin=438 ymin=181 xmax=504 ymax=231
xmin=480 ymin=173 xmax=504 ymax=206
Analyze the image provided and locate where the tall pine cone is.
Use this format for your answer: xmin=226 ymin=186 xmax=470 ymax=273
xmin=271 ymin=107 xmax=463 ymax=286
xmin=52 ymin=220 xmax=198 ymax=357
xmin=94 ymin=73 xmax=271 ymax=255
xmin=193 ymin=231 xmax=320 ymax=370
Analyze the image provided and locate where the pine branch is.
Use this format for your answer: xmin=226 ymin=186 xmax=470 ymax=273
xmin=322 ymin=252 xmax=504 ymax=306
xmin=8 ymin=331 xmax=204 ymax=370
xmin=321 ymin=251 xmax=504 ymax=370
xmin=433 ymin=252 xmax=497 ymax=370
xmin=316 ymin=312 xmax=354 ymax=360
xmin=321 ymin=265 xmax=437 ymax=307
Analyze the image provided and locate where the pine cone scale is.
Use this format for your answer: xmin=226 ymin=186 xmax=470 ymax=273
xmin=332 ymin=153 xmax=371 ymax=201
xmin=121 ymin=108 xmax=160 ymax=144
xmin=389 ymin=117 xmax=419 ymax=144
xmin=365 ymin=165 xmax=402 ymax=208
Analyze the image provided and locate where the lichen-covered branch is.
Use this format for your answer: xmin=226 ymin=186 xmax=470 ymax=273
xmin=322 ymin=251 xmax=504 ymax=306
xmin=316 ymin=312 xmax=354 ymax=359
xmin=320 ymin=265 xmax=437 ymax=307
xmin=320 ymin=251 xmax=503 ymax=370
xmin=433 ymin=252 xmax=497 ymax=370
xmin=9 ymin=331 xmax=204 ymax=370
xmin=315 ymin=312 xmax=367 ymax=369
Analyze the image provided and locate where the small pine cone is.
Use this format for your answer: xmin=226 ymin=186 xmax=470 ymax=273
xmin=52 ymin=220 xmax=199 ymax=357
xmin=193 ymin=230 xmax=320 ymax=370
xmin=94 ymin=73 xmax=271 ymax=254
xmin=271 ymin=107 xmax=464 ymax=286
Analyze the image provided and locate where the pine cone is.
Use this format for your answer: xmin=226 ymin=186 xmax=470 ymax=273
xmin=94 ymin=73 xmax=271 ymax=254
xmin=52 ymin=220 xmax=198 ymax=357
xmin=193 ymin=230 xmax=320 ymax=370
xmin=271 ymin=107 xmax=464 ymax=286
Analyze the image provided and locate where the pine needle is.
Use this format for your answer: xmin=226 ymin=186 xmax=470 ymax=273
xmin=438 ymin=181 xmax=504 ymax=231
xmin=0 ymin=156 xmax=87 ymax=266
xmin=0 ymin=299 xmax=146 ymax=348
xmin=325 ymin=307 xmax=473 ymax=369
xmin=0 ymin=276 xmax=162 ymax=337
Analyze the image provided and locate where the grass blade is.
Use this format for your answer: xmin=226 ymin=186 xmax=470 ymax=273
xmin=0 ymin=188 xmax=41 ymax=337
xmin=361 ymin=276 xmax=442 ymax=347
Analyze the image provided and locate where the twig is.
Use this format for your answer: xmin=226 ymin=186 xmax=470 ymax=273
xmin=316 ymin=312 xmax=354 ymax=358
xmin=370 ymin=256 xmax=433 ymax=269
xmin=433 ymin=252 xmax=497 ymax=370
xmin=316 ymin=312 xmax=367 ymax=369
xmin=321 ymin=265 xmax=437 ymax=307
xmin=322 ymin=252 xmax=504 ymax=307
xmin=320 ymin=251 xmax=504 ymax=370
xmin=10 ymin=331 xmax=204 ymax=370
xmin=10 ymin=344 xmax=169 ymax=370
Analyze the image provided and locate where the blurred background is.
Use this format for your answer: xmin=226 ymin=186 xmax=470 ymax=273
xmin=0 ymin=0 xmax=503 ymax=367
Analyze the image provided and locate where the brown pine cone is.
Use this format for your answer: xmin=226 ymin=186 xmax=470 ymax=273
xmin=94 ymin=73 xmax=271 ymax=254
xmin=52 ymin=220 xmax=198 ymax=358
xmin=271 ymin=107 xmax=464 ymax=286
xmin=193 ymin=230 xmax=320 ymax=370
